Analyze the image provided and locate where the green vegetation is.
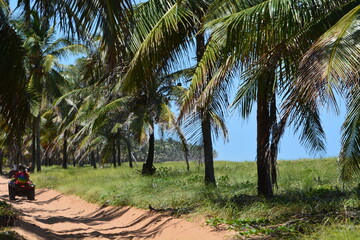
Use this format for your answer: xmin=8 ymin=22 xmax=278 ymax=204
xmin=0 ymin=201 xmax=20 ymax=240
xmin=0 ymin=201 xmax=16 ymax=217
xmin=31 ymin=158 xmax=360 ymax=239
xmin=0 ymin=230 xmax=24 ymax=240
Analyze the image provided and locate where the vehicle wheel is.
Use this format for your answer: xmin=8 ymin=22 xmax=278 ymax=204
xmin=8 ymin=187 xmax=16 ymax=200
xmin=27 ymin=188 xmax=35 ymax=200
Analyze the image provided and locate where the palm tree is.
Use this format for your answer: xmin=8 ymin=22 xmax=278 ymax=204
xmin=121 ymin=0 xmax=228 ymax=182
xmin=52 ymin=44 xmax=136 ymax=169
xmin=1 ymin=0 xmax=133 ymax=136
xmin=286 ymin=3 xmax=360 ymax=180
xmin=186 ymin=0 xmax=359 ymax=196
xmin=16 ymin=10 xmax=85 ymax=171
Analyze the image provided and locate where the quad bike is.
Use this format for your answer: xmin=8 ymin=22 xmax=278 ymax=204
xmin=8 ymin=180 xmax=35 ymax=200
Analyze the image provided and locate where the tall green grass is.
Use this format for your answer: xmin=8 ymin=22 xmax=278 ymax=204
xmin=30 ymin=158 xmax=360 ymax=239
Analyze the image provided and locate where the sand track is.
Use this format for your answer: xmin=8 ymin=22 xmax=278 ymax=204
xmin=0 ymin=176 xmax=234 ymax=240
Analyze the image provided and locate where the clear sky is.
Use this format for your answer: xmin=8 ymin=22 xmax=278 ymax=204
xmin=213 ymin=99 xmax=346 ymax=161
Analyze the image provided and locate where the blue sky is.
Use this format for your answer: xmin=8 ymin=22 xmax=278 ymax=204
xmin=213 ymin=103 xmax=345 ymax=161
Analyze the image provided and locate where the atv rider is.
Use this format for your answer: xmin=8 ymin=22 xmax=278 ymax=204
xmin=13 ymin=165 xmax=30 ymax=184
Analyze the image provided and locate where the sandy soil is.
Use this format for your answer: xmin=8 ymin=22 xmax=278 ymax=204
xmin=0 ymin=176 xmax=235 ymax=240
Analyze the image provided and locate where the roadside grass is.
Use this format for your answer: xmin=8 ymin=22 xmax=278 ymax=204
xmin=0 ymin=230 xmax=24 ymax=240
xmin=30 ymin=158 xmax=360 ymax=239
xmin=0 ymin=201 xmax=21 ymax=240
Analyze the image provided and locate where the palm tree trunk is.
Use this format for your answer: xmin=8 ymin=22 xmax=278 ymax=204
xmin=117 ymin=138 xmax=121 ymax=166
xmin=0 ymin=148 xmax=3 ymax=175
xmin=36 ymin=114 xmax=41 ymax=172
xmin=184 ymin=151 xmax=190 ymax=172
xmin=23 ymin=0 xmax=31 ymax=31
xmin=62 ymin=130 xmax=68 ymax=169
xmin=124 ymin=138 xmax=133 ymax=168
xmin=31 ymin=116 xmax=36 ymax=173
xmin=142 ymin=131 xmax=156 ymax=175
xmin=256 ymin=82 xmax=273 ymax=197
xmin=202 ymin=112 xmax=216 ymax=185
xmin=44 ymin=151 xmax=48 ymax=166
xmin=112 ymin=140 xmax=117 ymax=168
xmin=91 ymin=151 xmax=97 ymax=169
xmin=269 ymin=93 xmax=278 ymax=187
xmin=196 ymin=22 xmax=216 ymax=186
xmin=72 ymin=152 xmax=76 ymax=167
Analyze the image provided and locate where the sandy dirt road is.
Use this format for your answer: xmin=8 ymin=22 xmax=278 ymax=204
xmin=0 ymin=176 xmax=235 ymax=240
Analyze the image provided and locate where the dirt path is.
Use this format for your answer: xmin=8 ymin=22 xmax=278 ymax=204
xmin=0 ymin=176 xmax=235 ymax=240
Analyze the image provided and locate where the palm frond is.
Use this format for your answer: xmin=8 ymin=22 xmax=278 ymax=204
xmin=339 ymin=88 xmax=360 ymax=180
xmin=0 ymin=0 xmax=9 ymax=14
xmin=120 ymin=0 xmax=197 ymax=93
xmin=180 ymin=36 xmax=225 ymax=119
xmin=231 ymin=73 xmax=257 ymax=119
xmin=298 ymin=5 xmax=360 ymax=110
xmin=158 ymin=103 xmax=175 ymax=130
xmin=0 ymin=8 xmax=29 ymax=134
xmin=282 ymin=96 xmax=326 ymax=154
xmin=130 ymin=111 xmax=149 ymax=144
xmin=48 ymin=44 xmax=87 ymax=60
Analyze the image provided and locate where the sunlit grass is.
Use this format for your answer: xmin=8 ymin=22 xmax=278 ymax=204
xmin=30 ymin=158 xmax=360 ymax=239
xmin=302 ymin=223 xmax=360 ymax=240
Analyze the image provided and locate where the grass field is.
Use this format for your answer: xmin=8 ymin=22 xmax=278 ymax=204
xmin=30 ymin=158 xmax=360 ymax=239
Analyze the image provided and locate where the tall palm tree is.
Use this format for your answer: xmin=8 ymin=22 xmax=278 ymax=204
xmin=186 ymin=0 xmax=359 ymax=196
xmin=16 ymin=10 xmax=85 ymax=171
xmin=121 ymin=0 xmax=228 ymax=182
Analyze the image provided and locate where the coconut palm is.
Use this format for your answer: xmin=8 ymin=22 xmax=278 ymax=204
xmin=121 ymin=0 xmax=228 ymax=182
xmin=52 ymin=43 xmax=136 ymax=169
xmin=1 ymin=0 xmax=133 ymax=135
xmin=185 ymin=0 xmax=359 ymax=196
xmin=15 ymin=10 xmax=85 ymax=171
xmin=287 ymin=3 xmax=360 ymax=180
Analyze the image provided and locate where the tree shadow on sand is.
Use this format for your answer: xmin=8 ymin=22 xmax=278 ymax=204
xmin=16 ymin=209 xmax=177 ymax=240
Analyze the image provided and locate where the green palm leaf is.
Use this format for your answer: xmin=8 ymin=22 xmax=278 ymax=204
xmin=0 ymin=8 xmax=29 ymax=132
xmin=121 ymin=0 xmax=197 ymax=92
xmin=339 ymin=88 xmax=360 ymax=180
xmin=298 ymin=5 xmax=360 ymax=107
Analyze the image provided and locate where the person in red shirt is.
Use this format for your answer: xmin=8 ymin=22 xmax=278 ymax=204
xmin=14 ymin=165 xmax=30 ymax=184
